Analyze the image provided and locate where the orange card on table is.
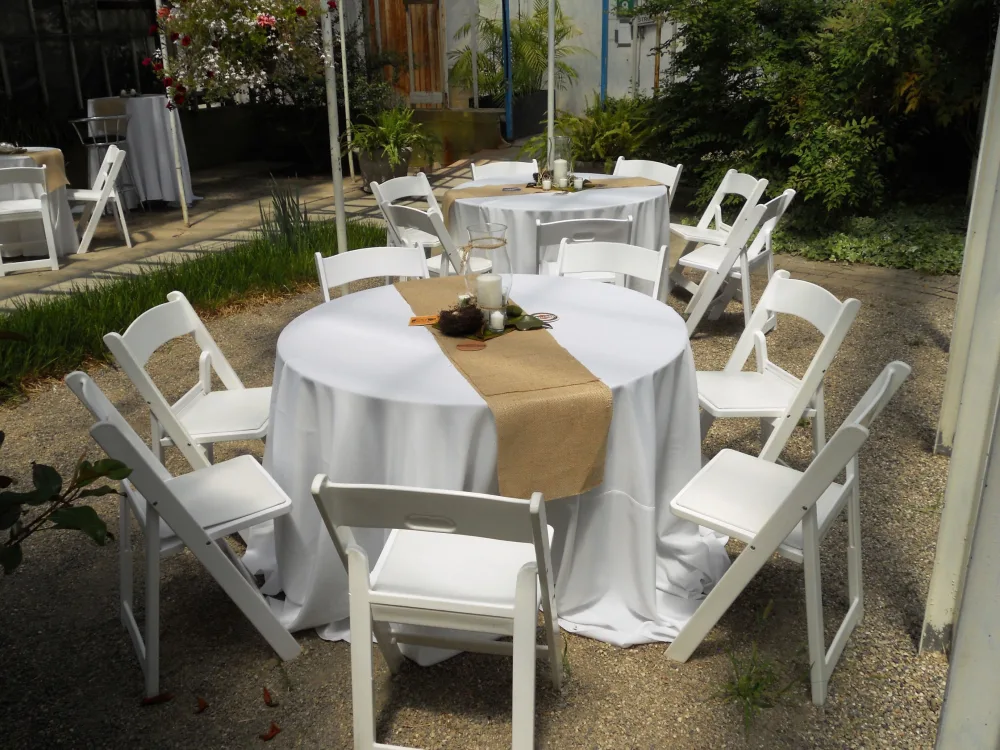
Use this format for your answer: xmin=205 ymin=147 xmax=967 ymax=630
xmin=409 ymin=315 xmax=440 ymax=326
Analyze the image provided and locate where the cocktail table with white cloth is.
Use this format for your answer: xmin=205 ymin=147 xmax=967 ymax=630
xmin=86 ymin=95 xmax=198 ymax=208
xmin=244 ymin=274 xmax=730 ymax=655
xmin=0 ymin=148 xmax=78 ymax=258
xmin=448 ymin=174 xmax=671 ymax=287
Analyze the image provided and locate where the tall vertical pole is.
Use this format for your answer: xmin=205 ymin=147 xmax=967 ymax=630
xmin=501 ymin=0 xmax=514 ymax=141
xmin=600 ymin=0 xmax=609 ymax=104
xmin=336 ymin=0 xmax=355 ymax=179
xmin=546 ymin=0 xmax=555 ymax=169
xmin=471 ymin=10 xmax=479 ymax=108
xmin=653 ymin=18 xmax=662 ymax=92
xmin=321 ymin=0 xmax=350 ymax=297
xmin=154 ymin=0 xmax=190 ymax=227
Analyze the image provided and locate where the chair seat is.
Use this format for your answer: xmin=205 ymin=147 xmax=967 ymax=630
xmin=670 ymin=449 xmax=849 ymax=563
xmin=370 ymin=526 xmax=553 ymax=619
xmin=0 ymin=198 xmax=43 ymax=218
xmin=669 ymin=223 xmax=729 ymax=246
xmin=677 ymin=244 xmax=769 ymax=276
xmin=542 ymin=260 xmax=618 ymax=283
xmin=697 ymin=370 xmax=806 ymax=417
xmin=129 ymin=455 xmax=292 ymax=556
xmin=399 ymin=227 xmax=441 ymax=248
xmin=67 ymin=188 xmax=103 ymax=203
xmin=426 ymin=254 xmax=491 ymax=276
xmin=174 ymin=387 xmax=272 ymax=443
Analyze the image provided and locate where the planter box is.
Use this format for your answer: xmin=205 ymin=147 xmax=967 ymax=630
xmin=575 ymin=160 xmax=611 ymax=175
xmin=471 ymin=90 xmax=548 ymax=141
xmin=356 ymin=148 xmax=411 ymax=192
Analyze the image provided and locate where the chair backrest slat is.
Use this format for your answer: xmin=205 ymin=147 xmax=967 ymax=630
xmin=383 ymin=204 xmax=461 ymax=274
xmin=114 ymin=296 xmax=197 ymax=367
xmin=471 ymin=160 xmax=539 ymax=181
xmin=370 ymin=173 xmax=440 ymax=212
xmin=535 ymin=216 xmax=633 ymax=268
xmin=557 ymin=240 xmax=666 ymax=299
xmin=746 ymin=189 xmax=795 ymax=260
xmin=697 ymin=168 xmax=768 ymax=230
xmin=0 ymin=166 xmax=46 ymax=195
xmin=314 ymin=245 xmax=429 ymax=302
xmin=613 ymin=158 xmax=683 ymax=205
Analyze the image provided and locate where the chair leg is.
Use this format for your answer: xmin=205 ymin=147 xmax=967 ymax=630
xmin=666 ymin=239 xmax=699 ymax=296
xmin=77 ymin=197 xmax=105 ymax=254
xmin=511 ymin=566 xmax=539 ymax=750
xmin=39 ymin=203 xmax=60 ymax=271
xmin=120 ymin=158 xmax=145 ymax=212
xmin=700 ymin=409 xmax=716 ymax=443
xmin=812 ymin=387 xmax=826 ymax=458
xmin=372 ymin=621 xmax=405 ymax=675
xmin=707 ymin=279 xmax=738 ymax=321
xmin=119 ymin=493 xmax=133 ymax=630
xmin=846 ymin=479 xmax=863 ymax=607
xmin=150 ymin=413 xmax=164 ymax=465
xmin=143 ymin=509 xmax=161 ymax=698
xmin=801 ymin=508 xmax=828 ymax=706
xmin=740 ymin=258 xmax=753 ymax=329
xmin=112 ymin=194 xmax=133 ymax=248
xmin=348 ymin=554 xmax=377 ymax=749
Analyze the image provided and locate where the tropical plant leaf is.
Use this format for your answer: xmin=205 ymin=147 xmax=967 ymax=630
xmin=0 ymin=504 xmax=20 ymax=530
xmin=31 ymin=463 xmax=62 ymax=499
xmin=50 ymin=506 xmax=111 ymax=546
xmin=0 ymin=543 xmax=22 ymax=574
xmin=78 ymin=485 xmax=121 ymax=499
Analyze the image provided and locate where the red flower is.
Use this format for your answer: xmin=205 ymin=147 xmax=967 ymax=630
xmin=295 ymin=5 xmax=307 ymax=16
xmin=181 ymin=35 xmax=191 ymax=47
xmin=166 ymin=101 xmax=175 ymax=110
xmin=157 ymin=7 xmax=170 ymax=19
xmin=170 ymin=32 xmax=179 ymax=41
xmin=174 ymin=94 xmax=185 ymax=106
xmin=206 ymin=70 xmax=215 ymax=79
xmin=149 ymin=24 xmax=158 ymax=35
xmin=175 ymin=84 xmax=187 ymax=94
xmin=153 ymin=62 xmax=164 ymax=72
xmin=163 ymin=76 xmax=173 ymax=87
xmin=327 ymin=0 xmax=337 ymax=9
xmin=141 ymin=57 xmax=152 ymax=67
xmin=256 ymin=13 xmax=277 ymax=28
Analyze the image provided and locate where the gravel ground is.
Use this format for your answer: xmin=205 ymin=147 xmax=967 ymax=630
xmin=0 ymin=271 xmax=952 ymax=748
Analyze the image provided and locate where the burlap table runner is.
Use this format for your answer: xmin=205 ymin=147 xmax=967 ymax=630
xmin=441 ymin=176 xmax=664 ymax=226
xmin=24 ymin=149 xmax=69 ymax=193
xmin=395 ymin=275 xmax=613 ymax=500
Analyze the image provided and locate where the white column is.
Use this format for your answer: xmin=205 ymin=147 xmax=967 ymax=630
xmin=921 ymin=23 xmax=1000 ymax=654
xmin=337 ymin=0 xmax=355 ymax=179
xmin=153 ymin=0 xmax=190 ymax=227
xmin=321 ymin=0 xmax=350 ymax=298
xmin=546 ymin=0 xmax=555 ymax=168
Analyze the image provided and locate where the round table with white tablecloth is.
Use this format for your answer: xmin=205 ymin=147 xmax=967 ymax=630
xmin=0 ymin=148 xmax=78 ymax=258
xmin=449 ymin=174 xmax=671 ymax=275
xmin=87 ymin=95 xmax=198 ymax=208
xmin=243 ymin=274 xmax=730 ymax=656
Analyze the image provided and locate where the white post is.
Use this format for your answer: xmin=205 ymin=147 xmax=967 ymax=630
xmin=154 ymin=0 xmax=189 ymax=227
xmin=921 ymin=23 xmax=1000 ymax=654
xmin=546 ymin=0 xmax=555 ymax=167
xmin=337 ymin=0 xmax=355 ymax=180
xmin=321 ymin=0 xmax=350 ymax=298
xmin=471 ymin=6 xmax=479 ymax=108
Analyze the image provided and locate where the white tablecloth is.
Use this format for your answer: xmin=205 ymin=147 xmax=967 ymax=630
xmin=450 ymin=174 xmax=671 ymax=276
xmin=245 ymin=274 xmax=730 ymax=652
xmin=87 ymin=95 xmax=197 ymax=208
xmin=0 ymin=149 xmax=77 ymax=258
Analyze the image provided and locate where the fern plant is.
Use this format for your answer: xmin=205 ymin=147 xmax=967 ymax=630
xmin=448 ymin=0 xmax=585 ymax=100
xmin=351 ymin=107 xmax=436 ymax=167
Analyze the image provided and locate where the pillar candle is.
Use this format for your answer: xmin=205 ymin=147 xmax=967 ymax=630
xmin=553 ymin=158 xmax=569 ymax=182
xmin=477 ymin=273 xmax=503 ymax=308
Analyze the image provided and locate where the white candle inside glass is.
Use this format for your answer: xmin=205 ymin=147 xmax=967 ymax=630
xmin=490 ymin=310 xmax=505 ymax=331
xmin=542 ymin=179 xmax=552 ymax=190
xmin=558 ymin=177 xmax=568 ymax=189
xmin=553 ymin=158 xmax=569 ymax=182
xmin=477 ymin=273 xmax=503 ymax=308
xmin=574 ymin=176 xmax=584 ymax=190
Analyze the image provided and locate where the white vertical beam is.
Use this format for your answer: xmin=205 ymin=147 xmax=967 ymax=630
xmin=933 ymin=25 xmax=1000 ymax=456
xmin=546 ymin=0 xmax=554 ymax=166
xmin=921 ymin=24 xmax=1000 ymax=653
xmin=337 ymin=0 xmax=355 ymax=179
xmin=154 ymin=0 xmax=190 ymax=227
xmin=321 ymin=0 xmax=350 ymax=298
xmin=471 ymin=0 xmax=479 ymax=107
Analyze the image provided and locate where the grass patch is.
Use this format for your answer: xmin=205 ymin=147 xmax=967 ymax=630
xmin=0 ymin=186 xmax=386 ymax=401
xmin=776 ymin=202 xmax=966 ymax=275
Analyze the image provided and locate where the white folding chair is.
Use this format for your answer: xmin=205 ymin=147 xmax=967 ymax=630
xmin=382 ymin=203 xmax=492 ymax=278
xmin=556 ymin=239 xmax=667 ymax=301
xmin=667 ymin=361 xmax=911 ymax=706
xmin=535 ymin=215 xmax=633 ymax=281
xmin=680 ymin=189 xmax=795 ymax=331
xmin=65 ymin=371 xmax=300 ymax=698
xmin=371 ymin=173 xmax=442 ymax=249
xmin=103 ymin=291 xmax=271 ymax=469
xmin=67 ymin=144 xmax=132 ymax=254
xmin=667 ymin=169 xmax=768 ymax=297
xmin=471 ymin=159 xmax=539 ymax=181
xmin=0 ymin=166 xmax=59 ymax=277
xmin=697 ymin=271 xmax=861 ymax=462
xmin=613 ymin=157 xmax=683 ymax=207
xmin=314 ymin=245 xmax=429 ymax=302
xmin=312 ymin=478 xmax=562 ymax=750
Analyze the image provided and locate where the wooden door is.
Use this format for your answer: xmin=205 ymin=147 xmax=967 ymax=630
xmin=367 ymin=0 xmax=447 ymax=107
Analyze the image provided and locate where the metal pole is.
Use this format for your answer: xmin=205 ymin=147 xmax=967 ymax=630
xmin=336 ymin=0 xmax=355 ymax=180
xmin=630 ymin=19 xmax=639 ymax=94
xmin=471 ymin=4 xmax=479 ymax=108
xmin=547 ymin=0 xmax=555 ymax=169
xmin=502 ymin=0 xmax=513 ymax=141
xmin=653 ymin=18 xmax=662 ymax=92
xmin=600 ymin=0 xmax=609 ymax=105
xmin=154 ymin=0 xmax=190 ymax=227
xmin=322 ymin=0 xmax=350 ymax=297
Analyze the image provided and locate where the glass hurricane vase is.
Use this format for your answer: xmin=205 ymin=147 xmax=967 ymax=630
xmin=463 ymin=223 xmax=512 ymax=331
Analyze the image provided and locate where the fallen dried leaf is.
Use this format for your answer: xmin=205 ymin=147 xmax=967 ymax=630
xmin=195 ymin=696 xmax=209 ymax=714
xmin=259 ymin=722 xmax=281 ymax=741
xmin=263 ymin=686 xmax=278 ymax=707
xmin=140 ymin=692 xmax=173 ymax=706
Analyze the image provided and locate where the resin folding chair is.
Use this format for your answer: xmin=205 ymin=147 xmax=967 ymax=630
xmin=103 ymin=291 xmax=271 ymax=468
xmin=556 ymin=239 xmax=668 ymax=301
xmin=371 ymin=173 xmax=443 ymax=258
xmin=65 ymin=371 xmax=300 ymax=698
xmin=314 ymin=245 xmax=429 ymax=302
xmin=382 ymin=204 xmax=491 ymax=277
xmin=67 ymin=145 xmax=132 ymax=254
xmin=612 ymin=157 xmax=683 ymax=207
xmin=0 ymin=166 xmax=59 ymax=277
xmin=667 ymin=168 xmax=768 ymax=297
xmin=535 ymin=215 xmax=633 ymax=279
xmin=667 ymin=361 xmax=911 ymax=706
xmin=470 ymin=159 xmax=539 ymax=181
xmin=697 ymin=271 xmax=861 ymax=461
xmin=312 ymin=478 xmax=562 ymax=750
xmin=682 ymin=190 xmax=796 ymax=335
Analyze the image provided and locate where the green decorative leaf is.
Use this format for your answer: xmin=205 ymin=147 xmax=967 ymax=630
xmin=0 ymin=504 xmax=20 ymax=530
xmin=0 ymin=544 xmax=22 ymax=574
xmin=0 ymin=476 xmax=13 ymax=489
xmin=50 ymin=506 xmax=111 ymax=546
xmin=0 ymin=487 xmax=50 ymax=508
xmin=78 ymin=485 xmax=121 ymax=499
xmin=92 ymin=459 xmax=132 ymax=481
xmin=514 ymin=315 xmax=547 ymax=331
xmin=32 ymin=463 xmax=62 ymax=498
